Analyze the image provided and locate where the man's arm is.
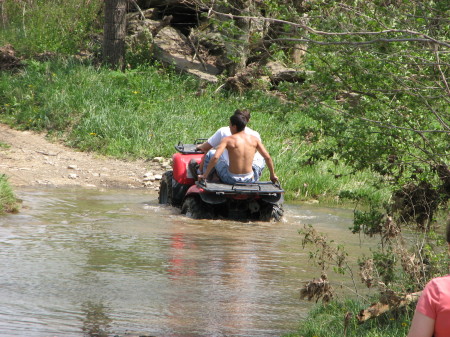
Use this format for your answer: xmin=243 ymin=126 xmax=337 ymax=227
xmin=196 ymin=142 xmax=212 ymax=153
xmin=256 ymin=141 xmax=278 ymax=183
xmin=196 ymin=127 xmax=228 ymax=170
xmin=198 ymin=139 xmax=227 ymax=181
xmin=196 ymin=142 xmax=212 ymax=172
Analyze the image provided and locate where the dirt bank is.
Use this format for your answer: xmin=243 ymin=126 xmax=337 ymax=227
xmin=0 ymin=123 xmax=168 ymax=190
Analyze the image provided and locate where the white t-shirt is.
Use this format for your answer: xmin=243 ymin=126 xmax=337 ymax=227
xmin=207 ymin=126 xmax=263 ymax=164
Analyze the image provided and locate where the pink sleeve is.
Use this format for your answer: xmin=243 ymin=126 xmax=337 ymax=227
xmin=416 ymin=280 xmax=440 ymax=320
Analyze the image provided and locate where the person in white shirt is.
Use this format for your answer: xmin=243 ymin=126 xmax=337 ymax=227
xmin=194 ymin=109 xmax=265 ymax=181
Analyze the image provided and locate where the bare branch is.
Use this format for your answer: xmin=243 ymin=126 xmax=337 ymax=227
xmin=321 ymin=103 xmax=450 ymax=135
xmin=207 ymin=8 xmax=450 ymax=48
xmin=434 ymin=45 xmax=450 ymax=97
xmin=267 ymin=36 xmax=448 ymax=47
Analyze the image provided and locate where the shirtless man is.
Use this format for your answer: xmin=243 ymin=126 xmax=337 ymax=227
xmin=195 ymin=109 xmax=265 ymax=180
xmin=198 ymin=114 xmax=278 ymax=185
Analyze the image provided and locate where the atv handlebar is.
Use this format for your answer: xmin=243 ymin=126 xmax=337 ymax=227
xmin=175 ymin=139 xmax=208 ymax=154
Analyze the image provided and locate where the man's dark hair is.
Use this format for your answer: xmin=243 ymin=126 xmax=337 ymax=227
xmin=234 ymin=109 xmax=251 ymax=122
xmin=230 ymin=114 xmax=247 ymax=132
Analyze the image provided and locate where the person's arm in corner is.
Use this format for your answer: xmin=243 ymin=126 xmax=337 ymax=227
xmin=407 ymin=311 xmax=435 ymax=337
xmin=256 ymin=140 xmax=278 ymax=183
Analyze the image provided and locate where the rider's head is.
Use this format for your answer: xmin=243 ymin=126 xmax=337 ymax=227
xmin=234 ymin=109 xmax=251 ymax=123
xmin=230 ymin=114 xmax=247 ymax=133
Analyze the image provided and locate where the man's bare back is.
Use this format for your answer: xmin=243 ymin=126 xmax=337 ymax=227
xmin=222 ymin=132 xmax=258 ymax=175
xmin=200 ymin=124 xmax=278 ymax=184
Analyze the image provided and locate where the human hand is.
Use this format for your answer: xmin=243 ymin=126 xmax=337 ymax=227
xmin=270 ymin=175 xmax=279 ymax=184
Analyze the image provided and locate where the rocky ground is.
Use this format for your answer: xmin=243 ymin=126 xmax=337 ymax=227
xmin=0 ymin=123 xmax=169 ymax=190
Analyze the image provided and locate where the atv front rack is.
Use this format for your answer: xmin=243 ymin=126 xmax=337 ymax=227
xmin=175 ymin=139 xmax=207 ymax=154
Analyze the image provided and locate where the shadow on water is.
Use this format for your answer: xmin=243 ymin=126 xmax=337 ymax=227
xmin=0 ymin=187 xmax=371 ymax=337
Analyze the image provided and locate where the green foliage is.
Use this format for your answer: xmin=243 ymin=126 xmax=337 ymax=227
xmin=0 ymin=0 xmax=103 ymax=56
xmin=372 ymin=250 xmax=396 ymax=285
xmin=265 ymin=0 xmax=449 ymax=303
xmin=350 ymin=209 xmax=384 ymax=236
xmin=126 ymin=31 xmax=154 ymax=68
xmin=300 ymin=224 xmax=350 ymax=275
xmin=420 ymin=230 xmax=448 ymax=279
xmin=0 ymin=174 xmax=18 ymax=214
xmin=288 ymin=1 xmax=450 ymax=191
xmin=286 ymin=299 xmax=413 ymax=337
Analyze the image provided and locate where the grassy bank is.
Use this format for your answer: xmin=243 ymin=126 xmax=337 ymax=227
xmin=286 ymin=299 xmax=413 ymax=337
xmin=0 ymin=58 xmax=391 ymax=203
xmin=0 ymin=141 xmax=18 ymax=214
xmin=0 ymin=173 xmax=18 ymax=214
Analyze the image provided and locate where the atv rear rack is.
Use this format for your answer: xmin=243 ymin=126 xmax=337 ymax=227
xmin=197 ymin=180 xmax=284 ymax=195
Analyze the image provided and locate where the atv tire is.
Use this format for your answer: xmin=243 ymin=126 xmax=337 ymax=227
xmin=260 ymin=203 xmax=284 ymax=222
xmin=271 ymin=204 xmax=284 ymax=221
xmin=181 ymin=196 xmax=213 ymax=219
xmin=158 ymin=171 xmax=173 ymax=205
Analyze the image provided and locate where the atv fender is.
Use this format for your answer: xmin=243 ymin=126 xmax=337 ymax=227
xmin=261 ymin=193 xmax=284 ymax=204
xmin=185 ymin=185 xmax=226 ymax=205
xmin=172 ymin=152 xmax=203 ymax=185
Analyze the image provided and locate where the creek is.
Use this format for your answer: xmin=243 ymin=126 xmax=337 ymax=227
xmin=0 ymin=187 xmax=370 ymax=336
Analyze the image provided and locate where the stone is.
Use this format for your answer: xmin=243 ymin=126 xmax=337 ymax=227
xmin=143 ymin=171 xmax=154 ymax=178
xmin=153 ymin=26 xmax=219 ymax=83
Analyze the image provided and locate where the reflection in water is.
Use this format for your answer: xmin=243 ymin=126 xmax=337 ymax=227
xmin=168 ymin=234 xmax=197 ymax=278
xmin=0 ymin=188 xmax=368 ymax=337
xmin=82 ymin=301 xmax=112 ymax=337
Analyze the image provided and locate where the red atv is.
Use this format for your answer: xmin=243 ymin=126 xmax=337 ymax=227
xmin=158 ymin=140 xmax=284 ymax=221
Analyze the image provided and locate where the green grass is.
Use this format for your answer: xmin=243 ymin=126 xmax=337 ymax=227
xmin=0 ymin=174 xmax=18 ymax=214
xmin=0 ymin=58 xmax=387 ymax=203
xmin=0 ymin=0 xmax=102 ymax=55
xmin=0 ymin=141 xmax=10 ymax=150
xmin=285 ymin=299 xmax=413 ymax=337
xmin=0 ymin=143 xmax=17 ymax=214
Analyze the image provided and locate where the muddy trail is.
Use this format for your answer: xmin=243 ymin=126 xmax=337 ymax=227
xmin=0 ymin=123 xmax=167 ymax=190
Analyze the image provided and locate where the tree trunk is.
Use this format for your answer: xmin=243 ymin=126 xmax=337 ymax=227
xmin=213 ymin=0 xmax=253 ymax=77
xmin=103 ymin=0 xmax=127 ymax=70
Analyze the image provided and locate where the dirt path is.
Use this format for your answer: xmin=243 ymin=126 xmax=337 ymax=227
xmin=0 ymin=123 xmax=169 ymax=190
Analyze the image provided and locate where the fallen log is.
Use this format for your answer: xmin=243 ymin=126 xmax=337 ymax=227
xmin=357 ymin=291 xmax=422 ymax=322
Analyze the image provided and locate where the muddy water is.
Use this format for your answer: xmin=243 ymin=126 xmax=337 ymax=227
xmin=0 ymin=188 xmax=369 ymax=337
